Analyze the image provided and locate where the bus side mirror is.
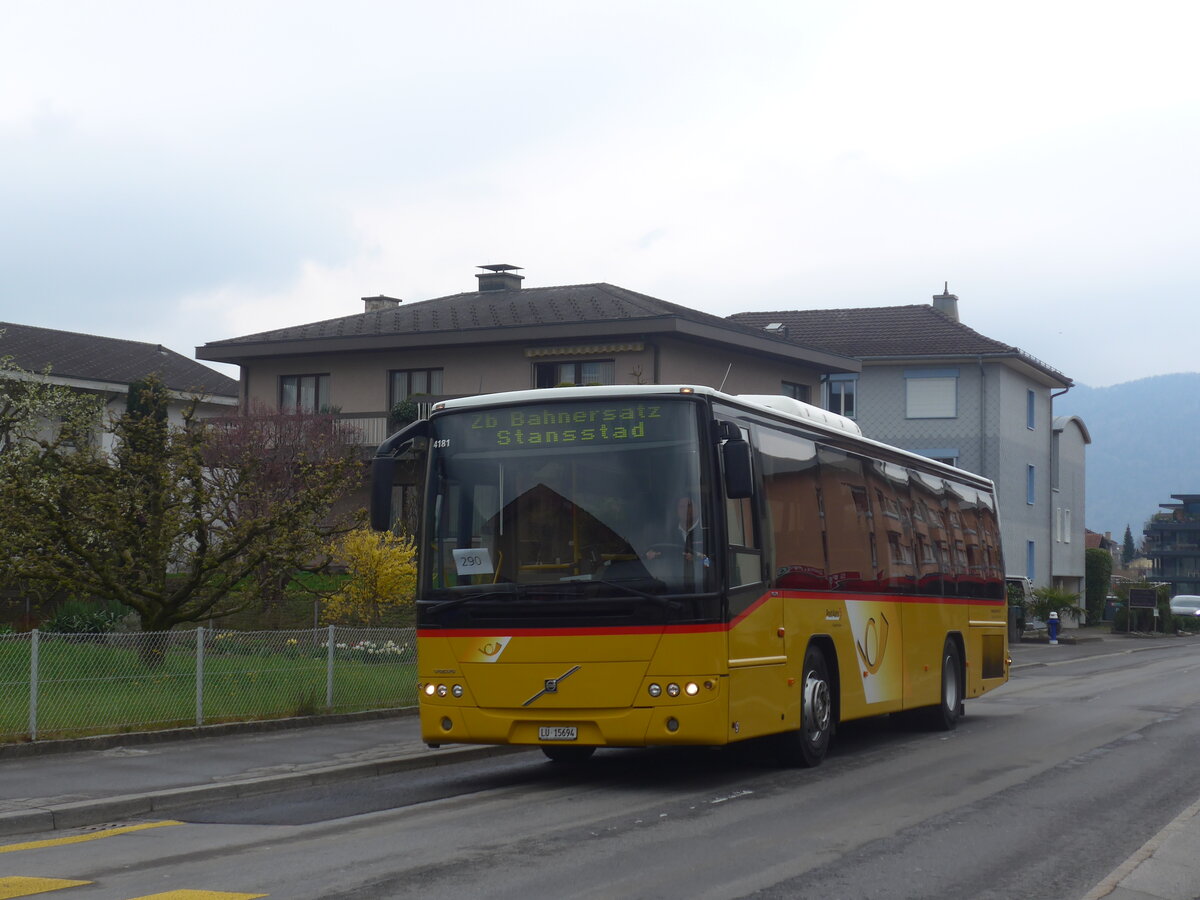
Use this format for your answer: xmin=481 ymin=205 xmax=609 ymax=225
xmin=370 ymin=457 xmax=397 ymax=531
xmin=369 ymin=419 xmax=429 ymax=532
xmin=722 ymin=439 xmax=753 ymax=499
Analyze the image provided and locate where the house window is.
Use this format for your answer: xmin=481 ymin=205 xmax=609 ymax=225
xmin=1026 ymin=540 xmax=1036 ymax=581
xmin=280 ymin=374 xmax=330 ymax=413
xmin=905 ymin=369 xmax=958 ymax=419
xmin=1027 ymin=465 xmax=1036 ymax=505
xmin=782 ymin=381 xmax=811 ymax=403
xmin=1051 ymin=430 xmax=1062 ymax=490
xmin=390 ymin=368 xmax=443 ymax=405
xmin=1027 ymin=389 xmax=1036 ymax=430
xmin=915 ymin=447 xmax=960 ymax=468
xmin=534 ymin=360 xmax=615 ymax=388
xmin=824 ymin=375 xmax=857 ymax=418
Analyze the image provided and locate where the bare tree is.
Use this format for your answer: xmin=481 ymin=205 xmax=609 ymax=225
xmin=1 ymin=379 xmax=363 ymax=636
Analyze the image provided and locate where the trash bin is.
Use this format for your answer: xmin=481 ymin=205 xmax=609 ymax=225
xmin=1048 ymin=610 xmax=1060 ymax=645
xmin=1008 ymin=605 xmax=1022 ymax=643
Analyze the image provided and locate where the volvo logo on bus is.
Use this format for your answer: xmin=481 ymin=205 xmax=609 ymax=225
xmin=523 ymin=665 xmax=581 ymax=706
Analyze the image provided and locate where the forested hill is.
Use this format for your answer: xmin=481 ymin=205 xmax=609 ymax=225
xmin=1057 ymin=373 xmax=1200 ymax=540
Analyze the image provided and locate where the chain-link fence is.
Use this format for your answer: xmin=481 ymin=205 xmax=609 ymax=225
xmin=0 ymin=625 xmax=416 ymax=743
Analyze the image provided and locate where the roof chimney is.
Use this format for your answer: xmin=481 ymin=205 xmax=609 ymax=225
xmin=363 ymin=295 xmax=402 ymax=312
xmin=476 ymin=263 xmax=524 ymax=292
xmin=932 ymin=282 xmax=959 ymax=322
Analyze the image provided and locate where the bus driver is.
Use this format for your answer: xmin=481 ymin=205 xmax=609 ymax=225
xmin=644 ymin=495 xmax=709 ymax=588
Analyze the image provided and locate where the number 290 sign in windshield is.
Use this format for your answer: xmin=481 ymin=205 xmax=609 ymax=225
xmin=449 ymin=400 xmax=690 ymax=449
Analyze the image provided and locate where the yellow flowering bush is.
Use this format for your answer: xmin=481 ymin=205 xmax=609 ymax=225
xmin=323 ymin=528 xmax=418 ymax=626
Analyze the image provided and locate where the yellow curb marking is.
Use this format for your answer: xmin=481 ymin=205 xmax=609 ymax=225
xmin=129 ymin=893 xmax=267 ymax=899
xmin=0 ymin=877 xmax=91 ymax=898
xmin=0 ymin=820 xmax=185 ymax=854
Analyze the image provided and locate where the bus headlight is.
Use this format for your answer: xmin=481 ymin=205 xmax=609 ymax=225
xmin=666 ymin=683 xmax=681 ymax=697
xmin=685 ymin=682 xmax=699 ymax=696
xmin=451 ymin=684 xmax=464 ymax=698
xmin=436 ymin=684 xmax=448 ymax=697
xmin=648 ymin=683 xmax=662 ymax=698
xmin=424 ymin=683 xmax=436 ymax=697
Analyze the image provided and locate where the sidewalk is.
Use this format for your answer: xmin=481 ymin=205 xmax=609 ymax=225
xmin=0 ymin=710 xmax=528 ymax=838
xmin=2 ymin=632 xmax=1198 ymax=900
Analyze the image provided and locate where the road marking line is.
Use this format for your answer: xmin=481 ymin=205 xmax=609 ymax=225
xmin=128 ymin=892 xmax=267 ymax=899
xmin=0 ymin=821 xmax=185 ymax=854
xmin=0 ymin=876 xmax=91 ymax=898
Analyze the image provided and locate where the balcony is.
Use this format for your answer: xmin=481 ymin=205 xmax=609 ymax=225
xmin=337 ymin=414 xmax=391 ymax=448
xmin=335 ymin=400 xmax=441 ymax=448
xmin=1146 ymin=545 xmax=1200 ymax=558
xmin=1150 ymin=569 xmax=1200 ymax=581
xmin=1148 ymin=516 xmax=1200 ymax=528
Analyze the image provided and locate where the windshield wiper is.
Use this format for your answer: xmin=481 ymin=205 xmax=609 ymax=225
xmin=424 ymin=583 xmax=519 ymax=615
xmin=590 ymin=579 xmax=682 ymax=610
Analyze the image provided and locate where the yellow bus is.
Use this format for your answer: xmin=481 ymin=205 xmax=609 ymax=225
xmin=371 ymin=385 xmax=1009 ymax=765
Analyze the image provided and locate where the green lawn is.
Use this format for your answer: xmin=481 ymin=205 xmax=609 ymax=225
xmin=0 ymin=634 xmax=417 ymax=742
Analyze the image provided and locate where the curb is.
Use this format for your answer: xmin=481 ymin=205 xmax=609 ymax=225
xmin=0 ymin=707 xmax=417 ymax=761
xmin=0 ymin=742 xmax=533 ymax=838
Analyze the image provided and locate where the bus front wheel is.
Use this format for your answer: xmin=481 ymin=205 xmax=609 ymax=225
xmin=777 ymin=644 xmax=833 ymax=767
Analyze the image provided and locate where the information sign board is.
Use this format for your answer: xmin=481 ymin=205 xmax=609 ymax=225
xmin=1127 ymin=588 xmax=1158 ymax=609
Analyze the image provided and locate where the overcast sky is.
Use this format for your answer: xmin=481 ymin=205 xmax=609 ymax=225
xmin=2 ymin=1 xmax=1197 ymax=387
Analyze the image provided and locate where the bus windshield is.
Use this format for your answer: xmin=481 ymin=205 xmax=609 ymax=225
xmin=423 ymin=397 xmax=714 ymax=598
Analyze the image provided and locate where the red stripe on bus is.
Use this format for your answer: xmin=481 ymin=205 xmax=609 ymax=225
xmin=417 ymin=623 xmax=726 ymax=638
xmin=775 ymin=590 xmax=1006 ymax=607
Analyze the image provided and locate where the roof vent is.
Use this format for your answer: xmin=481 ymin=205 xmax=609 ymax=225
xmin=363 ymin=295 xmax=402 ymax=312
xmin=476 ymin=264 xmax=524 ymax=292
xmin=932 ymin=282 xmax=959 ymax=322
xmin=763 ymin=322 xmax=788 ymax=339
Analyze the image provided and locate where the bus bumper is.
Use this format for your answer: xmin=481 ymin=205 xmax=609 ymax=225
xmin=420 ymin=697 xmax=730 ymax=748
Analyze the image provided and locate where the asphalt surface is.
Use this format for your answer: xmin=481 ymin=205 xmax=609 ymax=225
xmin=2 ymin=629 xmax=1198 ymax=900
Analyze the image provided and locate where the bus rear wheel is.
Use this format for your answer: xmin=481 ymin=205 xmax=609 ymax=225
xmin=777 ymin=644 xmax=833 ymax=767
xmin=921 ymin=638 xmax=963 ymax=731
xmin=542 ymin=745 xmax=596 ymax=763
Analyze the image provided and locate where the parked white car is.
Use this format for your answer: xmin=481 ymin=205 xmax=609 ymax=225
xmin=1168 ymin=595 xmax=1200 ymax=617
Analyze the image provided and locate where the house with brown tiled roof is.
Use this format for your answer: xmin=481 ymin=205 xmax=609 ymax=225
xmin=731 ymin=289 xmax=1089 ymax=606
xmin=197 ymin=265 xmax=861 ymax=450
xmin=1 ymin=322 xmax=238 ymax=453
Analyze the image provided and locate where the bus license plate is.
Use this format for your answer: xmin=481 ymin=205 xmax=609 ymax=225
xmin=539 ymin=726 xmax=577 ymax=741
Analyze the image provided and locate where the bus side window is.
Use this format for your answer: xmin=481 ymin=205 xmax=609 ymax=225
xmin=818 ymin=446 xmax=877 ymax=591
xmin=727 ymin=494 xmax=756 ymax=548
xmin=868 ymin=461 xmax=915 ymax=595
xmin=758 ymin=430 xmax=826 ymax=590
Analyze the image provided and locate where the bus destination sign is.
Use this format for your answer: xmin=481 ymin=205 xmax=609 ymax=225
xmin=456 ymin=400 xmax=685 ymax=449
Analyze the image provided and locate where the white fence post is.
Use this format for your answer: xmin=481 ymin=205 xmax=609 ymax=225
xmin=326 ymin=624 xmax=335 ymax=711
xmin=29 ymin=629 xmax=39 ymax=741
xmin=196 ymin=626 xmax=205 ymax=726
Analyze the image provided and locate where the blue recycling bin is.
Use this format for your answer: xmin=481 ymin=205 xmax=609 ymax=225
xmin=1048 ymin=611 xmax=1060 ymax=645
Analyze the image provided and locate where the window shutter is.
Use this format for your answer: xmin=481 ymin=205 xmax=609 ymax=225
xmin=906 ymin=377 xmax=957 ymax=418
